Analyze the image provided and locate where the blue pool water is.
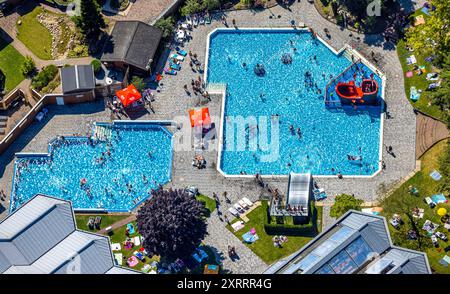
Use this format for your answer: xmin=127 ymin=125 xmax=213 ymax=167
xmin=207 ymin=29 xmax=382 ymax=176
xmin=10 ymin=122 xmax=173 ymax=212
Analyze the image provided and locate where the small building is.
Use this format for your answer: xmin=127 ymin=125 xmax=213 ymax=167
xmin=264 ymin=210 xmax=431 ymax=274
xmin=59 ymin=65 xmax=96 ymax=103
xmin=0 ymin=194 xmax=139 ymax=274
xmin=270 ymin=173 xmax=311 ymax=224
xmin=101 ymin=21 xmax=163 ymax=76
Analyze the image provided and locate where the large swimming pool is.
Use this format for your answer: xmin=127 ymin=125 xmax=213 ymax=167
xmin=206 ymin=29 xmax=383 ymax=176
xmin=10 ymin=121 xmax=173 ymax=212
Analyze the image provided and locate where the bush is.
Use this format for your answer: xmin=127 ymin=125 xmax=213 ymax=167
xmin=32 ymin=64 xmax=58 ymax=91
xmin=21 ymin=56 xmax=36 ymax=77
xmin=180 ymin=0 xmax=203 ymax=16
xmin=130 ymin=76 xmax=146 ymax=92
xmin=90 ymin=59 xmax=102 ymax=74
xmin=155 ymin=17 xmax=175 ymax=39
xmin=330 ymin=194 xmax=363 ymax=218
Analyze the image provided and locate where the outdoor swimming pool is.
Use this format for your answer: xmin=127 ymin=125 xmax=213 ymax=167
xmin=206 ymin=29 xmax=383 ymax=176
xmin=10 ymin=121 xmax=173 ymax=212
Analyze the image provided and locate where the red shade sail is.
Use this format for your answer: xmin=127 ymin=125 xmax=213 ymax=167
xmin=115 ymin=84 xmax=142 ymax=107
xmin=189 ymin=107 xmax=211 ymax=127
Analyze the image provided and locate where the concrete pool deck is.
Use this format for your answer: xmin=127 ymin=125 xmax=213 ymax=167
xmin=0 ymin=2 xmax=420 ymax=273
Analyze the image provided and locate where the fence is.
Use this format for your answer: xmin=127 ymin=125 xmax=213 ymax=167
xmin=0 ymin=88 xmax=25 ymax=110
xmin=0 ymin=87 xmax=99 ymax=155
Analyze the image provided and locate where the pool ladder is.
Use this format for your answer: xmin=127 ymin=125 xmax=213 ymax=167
xmin=94 ymin=125 xmax=113 ymax=141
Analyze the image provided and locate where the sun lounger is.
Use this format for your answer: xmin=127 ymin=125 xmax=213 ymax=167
xmin=169 ymin=62 xmax=181 ymax=70
xmin=205 ymin=15 xmax=211 ymax=24
xmin=430 ymin=170 xmax=442 ymax=181
xmin=228 ymin=207 xmax=240 ymax=217
xmin=111 ymin=243 xmax=121 ymax=251
xmin=186 ymin=15 xmax=193 ymax=25
xmin=242 ymin=197 xmax=253 ymax=207
xmin=193 ymin=14 xmax=199 ymax=26
xmin=87 ymin=217 xmax=94 ymax=230
xmin=238 ymin=199 xmax=249 ymax=209
xmin=199 ymin=16 xmax=205 ymax=25
xmin=233 ymin=203 xmax=245 ymax=214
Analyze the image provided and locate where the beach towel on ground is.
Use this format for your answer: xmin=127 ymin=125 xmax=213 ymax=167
xmin=114 ymin=253 xmax=123 ymax=265
xmin=406 ymin=71 xmax=413 ymax=78
xmin=410 ymin=86 xmax=420 ymax=101
xmin=231 ymin=221 xmax=245 ymax=232
xmin=444 ymin=255 xmax=450 ymax=264
xmin=242 ymin=231 xmax=259 ymax=243
xmin=431 ymin=194 xmax=448 ymax=204
xmin=127 ymin=256 xmax=139 ymax=267
xmin=430 ymin=170 xmax=442 ymax=181
xmin=415 ymin=15 xmax=425 ymax=26
xmin=407 ymin=55 xmax=417 ymax=65
xmin=421 ymin=7 xmax=431 ymax=16
xmin=111 ymin=243 xmax=121 ymax=251
xmin=126 ymin=223 xmax=135 ymax=234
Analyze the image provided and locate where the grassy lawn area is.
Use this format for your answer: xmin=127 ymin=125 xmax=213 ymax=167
xmin=380 ymin=140 xmax=449 ymax=274
xmin=0 ymin=37 xmax=26 ymax=91
xmin=17 ymin=6 xmax=53 ymax=60
xmin=196 ymin=194 xmax=216 ymax=216
xmin=75 ymin=213 xmax=130 ymax=232
xmin=228 ymin=201 xmax=322 ymax=264
xmin=397 ymin=10 xmax=447 ymax=120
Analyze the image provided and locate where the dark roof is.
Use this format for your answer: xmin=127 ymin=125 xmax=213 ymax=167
xmin=60 ymin=65 xmax=95 ymax=94
xmin=264 ymin=210 xmax=431 ymax=274
xmin=101 ymin=21 xmax=163 ymax=71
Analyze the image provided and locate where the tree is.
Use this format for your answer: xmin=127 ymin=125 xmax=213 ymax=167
xmin=130 ymin=76 xmax=146 ymax=92
xmin=429 ymin=55 xmax=450 ymax=112
xmin=406 ymin=0 xmax=450 ymax=64
xmin=75 ymin=0 xmax=106 ymax=41
xmin=330 ymin=194 xmax=363 ymax=218
xmin=203 ymin=0 xmax=220 ymax=11
xmin=137 ymin=188 xmax=208 ymax=260
xmin=180 ymin=0 xmax=203 ymax=16
xmin=155 ymin=17 xmax=175 ymax=39
xmin=21 ymin=56 xmax=36 ymax=77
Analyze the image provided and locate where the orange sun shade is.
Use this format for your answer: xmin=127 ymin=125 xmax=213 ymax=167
xmin=189 ymin=108 xmax=211 ymax=127
xmin=115 ymin=84 xmax=142 ymax=107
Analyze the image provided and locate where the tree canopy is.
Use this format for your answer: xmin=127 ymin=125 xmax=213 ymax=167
xmin=75 ymin=0 xmax=106 ymax=41
xmin=330 ymin=194 xmax=364 ymax=218
xmin=406 ymin=0 xmax=450 ymax=64
xmin=137 ymin=188 xmax=208 ymax=260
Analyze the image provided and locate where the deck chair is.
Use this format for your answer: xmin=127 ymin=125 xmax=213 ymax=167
xmin=238 ymin=199 xmax=249 ymax=209
xmin=228 ymin=207 xmax=240 ymax=217
xmin=242 ymin=197 xmax=253 ymax=207
xmin=234 ymin=203 xmax=245 ymax=214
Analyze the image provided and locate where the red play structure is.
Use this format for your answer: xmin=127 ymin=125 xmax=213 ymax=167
xmin=335 ymin=79 xmax=378 ymax=104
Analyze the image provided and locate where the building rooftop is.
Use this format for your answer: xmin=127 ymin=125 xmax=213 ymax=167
xmin=101 ymin=21 xmax=163 ymax=71
xmin=60 ymin=65 xmax=96 ymax=94
xmin=264 ymin=210 xmax=431 ymax=274
xmin=0 ymin=194 xmax=139 ymax=274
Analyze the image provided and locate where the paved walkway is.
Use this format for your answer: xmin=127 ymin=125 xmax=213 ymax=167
xmin=416 ymin=112 xmax=450 ymax=159
xmin=0 ymin=1 xmax=428 ymax=273
xmin=97 ymin=214 xmax=137 ymax=234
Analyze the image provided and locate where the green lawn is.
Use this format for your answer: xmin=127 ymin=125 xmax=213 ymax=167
xmin=196 ymin=194 xmax=216 ymax=216
xmin=228 ymin=201 xmax=322 ymax=264
xmin=0 ymin=37 xmax=26 ymax=91
xmin=17 ymin=6 xmax=54 ymax=60
xmin=380 ymin=140 xmax=449 ymax=274
xmin=75 ymin=213 xmax=130 ymax=232
xmin=397 ymin=10 xmax=447 ymax=120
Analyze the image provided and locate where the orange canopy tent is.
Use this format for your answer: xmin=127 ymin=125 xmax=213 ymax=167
xmin=189 ymin=107 xmax=211 ymax=127
xmin=115 ymin=84 xmax=142 ymax=107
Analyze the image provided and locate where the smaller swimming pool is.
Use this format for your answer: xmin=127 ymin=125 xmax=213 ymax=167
xmin=10 ymin=121 xmax=174 ymax=212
